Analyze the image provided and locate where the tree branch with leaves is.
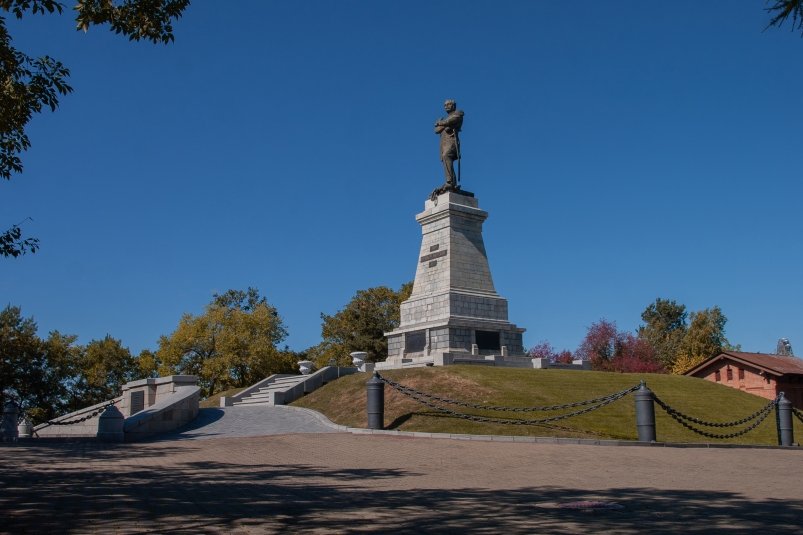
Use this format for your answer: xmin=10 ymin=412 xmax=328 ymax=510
xmin=0 ymin=0 xmax=189 ymax=257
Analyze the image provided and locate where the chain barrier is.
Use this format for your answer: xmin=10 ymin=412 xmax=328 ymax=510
xmin=379 ymin=374 xmax=638 ymax=425
xmin=379 ymin=374 xmax=641 ymax=412
xmin=652 ymin=396 xmax=777 ymax=428
xmin=793 ymin=407 xmax=803 ymax=425
xmin=653 ymin=394 xmax=777 ymax=440
xmin=36 ymin=399 xmax=119 ymax=429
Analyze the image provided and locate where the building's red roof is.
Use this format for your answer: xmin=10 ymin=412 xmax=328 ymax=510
xmin=685 ymin=351 xmax=803 ymax=377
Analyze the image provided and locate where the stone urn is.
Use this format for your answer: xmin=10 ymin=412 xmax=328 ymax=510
xmin=297 ymin=360 xmax=314 ymax=375
xmin=350 ymin=351 xmax=368 ymax=368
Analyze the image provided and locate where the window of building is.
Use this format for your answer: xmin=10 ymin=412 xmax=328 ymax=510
xmin=715 ymin=370 xmax=721 ymax=382
xmin=738 ymin=368 xmax=745 ymax=380
xmin=726 ymin=367 xmax=733 ymax=381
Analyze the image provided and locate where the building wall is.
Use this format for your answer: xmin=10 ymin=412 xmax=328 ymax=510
xmin=693 ymin=358 xmax=803 ymax=409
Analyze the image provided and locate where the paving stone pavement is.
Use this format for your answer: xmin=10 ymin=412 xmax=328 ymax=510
xmin=2 ymin=431 xmax=803 ymax=534
xmin=157 ymin=405 xmax=342 ymax=440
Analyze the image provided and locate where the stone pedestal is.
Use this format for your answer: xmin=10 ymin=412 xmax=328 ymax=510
xmin=383 ymin=190 xmax=525 ymax=367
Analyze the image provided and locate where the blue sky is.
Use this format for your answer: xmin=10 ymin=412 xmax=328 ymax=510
xmin=2 ymin=1 xmax=801 ymax=357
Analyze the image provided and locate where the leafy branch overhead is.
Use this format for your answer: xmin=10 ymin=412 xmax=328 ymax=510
xmin=0 ymin=219 xmax=39 ymax=257
xmin=0 ymin=0 xmax=188 ymax=257
xmin=0 ymin=0 xmax=188 ymax=180
xmin=766 ymin=0 xmax=803 ymax=34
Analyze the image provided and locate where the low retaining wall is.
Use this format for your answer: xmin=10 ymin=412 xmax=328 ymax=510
xmin=34 ymin=398 xmax=123 ymax=438
xmin=123 ymin=385 xmax=201 ymax=441
xmin=33 ymin=375 xmax=201 ymax=441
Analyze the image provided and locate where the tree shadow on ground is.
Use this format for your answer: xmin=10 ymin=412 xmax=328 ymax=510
xmin=2 ymin=444 xmax=802 ymax=534
xmin=0 ymin=441 xmax=197 ymax=462
xmin=147 ymin=408 xmax=227 ymax=441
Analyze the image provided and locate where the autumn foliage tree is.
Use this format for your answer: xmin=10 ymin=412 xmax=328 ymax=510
xmin=527 ymin=341 xmax=573 ymax=364
xmin=156 ymin=288 xmax=296 ymax=397
xmin=575 ymin=319 xmax=664 ymax=373
xmin=671 ymin=306 xmax=731 ymax=374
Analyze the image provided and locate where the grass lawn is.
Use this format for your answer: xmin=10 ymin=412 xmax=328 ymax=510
xmin=292 ymin=366 xmax=802 ymax=446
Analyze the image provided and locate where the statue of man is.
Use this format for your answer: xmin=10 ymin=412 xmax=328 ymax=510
xmin=434 ymin=99 xmax=464 ymax=188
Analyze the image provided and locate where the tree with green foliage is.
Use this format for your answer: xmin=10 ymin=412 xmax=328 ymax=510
xmin=156 ymin=288 xmax=295 ymax=396
xmin=70 ymin=335 xmax=138 ymax=409
xmin=308 ymin=283 xmax=413 ymax=366
xmin=1 ymin=0 xmax=189 ymax=257
xmin=136 ymin=348 xmax=160 ymax=378
xmin=672 ymin=306 xmax=730 ymax=374
xmin=638 ymin=298 xmax=688 ymax=371
xmin=0 ymin=305 xmax=81 ymax=421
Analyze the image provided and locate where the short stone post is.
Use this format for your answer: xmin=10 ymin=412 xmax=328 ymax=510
xmin=97 ymin=404 xmax=125 ymax=442
xmin=366 ymin=372 xmax=385 ymax=430
xmin=634 ymin=381 xmax=656 ymax=443
xmin=17 ymin=416 xmax=33 ymax=439
xmin=776 ymin=392 xmax=794 ymax=447
xmin=1 ymin=402 xmax=19 ymax=442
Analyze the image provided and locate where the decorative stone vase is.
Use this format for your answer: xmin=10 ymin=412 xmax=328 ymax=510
xmin=350 ymin=351 xmax=368 ymax=368
xmin=297 ymin=360 xmax=314 ymax=375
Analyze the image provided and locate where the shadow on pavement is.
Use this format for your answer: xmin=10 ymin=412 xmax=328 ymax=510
xmin=2 ymin=444 xmax=801 ymax=533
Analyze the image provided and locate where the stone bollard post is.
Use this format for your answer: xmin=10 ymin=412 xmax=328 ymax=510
xmin=634 ymin=381 xmax=656 ymax=443
xmin=97 ymin=404 xmax=125 ymax=442
xmin=366 ymin=372 xmax=385 ymax=430
xmin=776 ymin=392 xmax=794 ymax=447
xmin=1 ymin=402 xmax=19 ymax=442
xmin=17 ymin=416 xmax=32 ymax=439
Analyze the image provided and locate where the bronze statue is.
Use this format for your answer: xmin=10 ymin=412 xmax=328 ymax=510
xmin=434 ymin=99 xmax=464 ymax=188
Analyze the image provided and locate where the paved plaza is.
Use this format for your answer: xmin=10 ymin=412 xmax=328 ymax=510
xmin=2 ymin=407 xmax=803 ymax=533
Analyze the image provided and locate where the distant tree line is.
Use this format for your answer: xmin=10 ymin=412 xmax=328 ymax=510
xmin=530 ymin=298 xmax=739 ymax=374
xmin=1 ymin=287 xmax=298 ymax=422
xmin=0 ymin=305 xmax=143 ymax=423
xmin=1 ymin=285 xmax=790 ymax=422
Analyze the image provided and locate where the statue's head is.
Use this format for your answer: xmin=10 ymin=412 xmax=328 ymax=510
xmin=444 ymin=99 xmax=456 ymax=112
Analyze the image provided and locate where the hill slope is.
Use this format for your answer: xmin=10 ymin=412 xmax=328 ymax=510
xmin=292 ymin=366 xmax=800 ymax=445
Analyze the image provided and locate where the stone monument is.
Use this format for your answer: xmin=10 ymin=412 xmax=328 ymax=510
xmin=381 ymin=101 xmax=528 ymax=369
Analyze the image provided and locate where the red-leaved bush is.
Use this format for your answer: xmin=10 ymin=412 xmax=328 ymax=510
xmin=576 ymin=319 xmax=665 ymax=373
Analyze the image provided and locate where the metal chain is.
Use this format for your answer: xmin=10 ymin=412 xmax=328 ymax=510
xmin=652 ymin=395 xmax=778 ymax=428
xmin=384 ymin=378 xmax=636 ymax=425
xmin=379 ymin=374 xmax=641 ymax=412
xmin=654 ymin=396 xmax=776 ymax=439
xmin=38 ymin=399 xmax=119 ymax=428
xmin=793 ymin=407 xmax=803 ymax=425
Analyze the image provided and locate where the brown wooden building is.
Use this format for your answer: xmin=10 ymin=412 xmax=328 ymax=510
xmin=684 ymin=351 xmax=803 ymax=409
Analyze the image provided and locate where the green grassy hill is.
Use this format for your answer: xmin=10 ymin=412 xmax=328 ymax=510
xmin=292 ymin=366 xmax=802 ymax=446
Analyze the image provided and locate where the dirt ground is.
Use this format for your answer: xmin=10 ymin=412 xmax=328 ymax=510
xmin=2 ymin=433 xmax=802 ymax=533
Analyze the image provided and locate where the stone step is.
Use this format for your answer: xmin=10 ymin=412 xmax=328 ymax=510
xmin=233 ymin=376 xmax=309 ymax=406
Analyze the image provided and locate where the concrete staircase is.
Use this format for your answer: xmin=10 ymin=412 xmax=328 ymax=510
xmin=221 ymin=367 xmax=358 ymax=408
xmin=233 ymin=375 xmax=307 ymax=407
